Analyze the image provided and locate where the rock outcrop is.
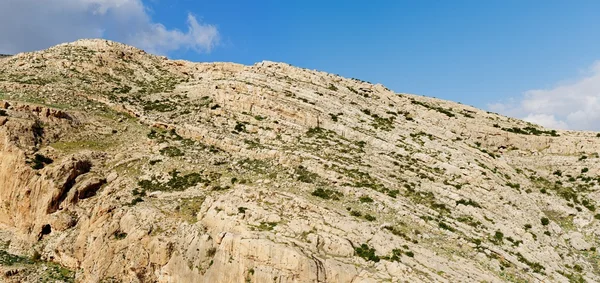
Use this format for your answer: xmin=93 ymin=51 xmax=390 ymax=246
xmin=0 ymin=39 xmax=599 ymax=282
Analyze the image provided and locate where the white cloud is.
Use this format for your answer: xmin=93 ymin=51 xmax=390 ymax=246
xmin=131 ymin=14 xmax=219 ymax=55
xmin=0 ymin=0 xmax=219 ymax=55
xmin=490 ymin=61 xmax=600 ymax=131
xmin=522 ymin=114 xmax=569 ymax=130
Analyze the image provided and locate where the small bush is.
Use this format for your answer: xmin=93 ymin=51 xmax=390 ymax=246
xmin=328 ymin=84 xmax=338 ymax=91
xmin=364 ymin=214 xmax=376 ymax=221
xmin=0 ymin=110 xmax=6 ymax=116
xmin=354 ymin=244 xmax=380 ymax=262
xmin=456 ymin=199 xmax=481 ymax=208
xmin=296 ymin=166 xmax=319 ymax=183
xmin=438 ymin=222 xmax=455 ymax=232
xmin=506 ymin=182 xmax=521 ymax=190
xmin=493 ymin=230 xmax=504 ymax=243
xmin=582 ymin=168 xmax=589 ymax=173
xmin=541 ymin=217 xmax=550 ymax=226
xmin=329 ymin=113 xmax=341 ymax=122
xmin=257 ymin=222 xmax=277 ymax=231
xmin=206 ymin=247 xmax=217 ymax=257
xmin=114 ymin=231 xmax=127 ymax=240
xmin=160 ymin=146 xmax=183 ymax=157
xmin=311 ymin=188 xmax=342 ymax=200
xmin=359 ymin=196 xmax=374 ymax=203
xmin=30 ymin=154 xmax=54 ymax=170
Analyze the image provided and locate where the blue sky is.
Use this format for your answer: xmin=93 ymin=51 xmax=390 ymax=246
xmin=148 ymin=1 xmax=600 ymax=109
xmin=2 ymin=0 xmax=600 ymax=130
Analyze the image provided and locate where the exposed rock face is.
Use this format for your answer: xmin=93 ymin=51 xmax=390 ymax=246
xmin=0 ymin=39 xmax=599 ymax=282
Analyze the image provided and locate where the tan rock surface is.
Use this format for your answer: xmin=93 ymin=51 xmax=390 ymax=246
xmin=0 ymin=39 xmax=598 ymax=282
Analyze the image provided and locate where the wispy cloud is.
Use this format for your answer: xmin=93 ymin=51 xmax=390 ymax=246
xmin=0 ymin=0 xmax=219 ymax=55
xmin=489 ymin=61 xmax=600 ymax=131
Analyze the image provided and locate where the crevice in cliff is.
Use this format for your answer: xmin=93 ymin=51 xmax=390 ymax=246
xmin=47 ymin=160 xmax=92 ymax=214
xmin=37 ymin=224 xmax=52 ymax=240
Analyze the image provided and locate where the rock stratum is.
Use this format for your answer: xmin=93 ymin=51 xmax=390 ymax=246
xmin=0 ymin=39 xmax=599 ymax=282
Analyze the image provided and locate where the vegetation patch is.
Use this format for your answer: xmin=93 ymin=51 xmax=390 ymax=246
xmin=295 ymin=166 xmax=320 ymax=183
xmin=138 ymin=170 xmax=207 ymax=192
xmin=311 ymin=188 xmax=343 ymax=200
xmin=28 ymin=153 xmax=54 ymax=170
xmin=257 ymin=222 xmax=278 ymax=231
xmin=410 ymin=99 xmax=455 ymax=118
xmin=502 ymin=126 xmax=559 ymax=137
xmin=456 ymin=199 xmax=481 ymax=208
xmin=354 ymin=243 xmax=380 ymax=262
xmin=142 ymin=99 xmax=177 ymax=112
xmin=160 ymin=146 xmax=184 ymax=157
xmin=0 ymin=249 xmax=32 ymax=265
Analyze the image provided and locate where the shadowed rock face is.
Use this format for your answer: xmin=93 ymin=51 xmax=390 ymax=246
xmin=0 ymin=39 xmax=599 ymax=282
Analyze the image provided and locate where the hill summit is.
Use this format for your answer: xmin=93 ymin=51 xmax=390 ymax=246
xmin=1 ymin=39 xmax=599 ymax=282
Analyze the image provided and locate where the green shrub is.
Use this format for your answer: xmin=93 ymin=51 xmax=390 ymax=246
xmin=541 ymin=217 xmax=550 ymax=226
xmin=129 ymin=197 xmax=144 ymax=206
xmin=506 ymin=182 xmax=521 ymax=190
xmin=516 ymin=252 xmax=545 ymax=274
xmin=0 ymin=110 xmax=6 ymax=116
xmin=296 ymin=166 xmax=319 ymax=183
xmin=30 ymin=153 xmax=54 ymax=170
xmin=502 ymin=126 xmax=559 ymax=137
xmin=329 ymin=113 xmax=339 ymax=122
xmin=257 ymin=222 xmax=277 ymax=231
xmin=114 ymin=231 xmax=127 ymax=240
xmin=364 ymin=214 xmax=376 ymax=221
xmin=456 ymin=199 xmax=481 ymax=208
xmin=328 ymin=84 xmax=338 ymax=91
xmin=311 ymin=188 xmax=342 ymax=200
xmin=438 ymin=222 xmax=455 ymax=232
xmin=0 ymin=250 xmax=32 ymax=266
xmin=354 ymin=244 xmax=380 ymax=262
xmin=234 ymin=121 xmax=247 ymax=133
xmin=493 ymin=230 xmax=504 ymax=243
xmin=160 ymin=146 xmax=183 ymax=157
xmin=582 ymin=168 xmax=589 ymax=173
xmin=359 ymin=196 xmax=374 ymax=203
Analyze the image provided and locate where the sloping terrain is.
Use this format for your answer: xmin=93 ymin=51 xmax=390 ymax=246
xmin=0 ymin=39 xmax=599 ymax=282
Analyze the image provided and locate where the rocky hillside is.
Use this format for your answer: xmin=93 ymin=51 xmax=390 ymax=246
xmin=1 ymin=39 xmax=600 ymax=282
